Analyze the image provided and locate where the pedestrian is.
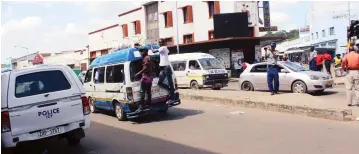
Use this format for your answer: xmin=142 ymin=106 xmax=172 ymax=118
xmin=316 ymin=52 xmax=324 ymax=72
xmin=334 ymin=54 xmax=342 ymax=68
xmin=135 ymin=47 xmax=153 ymax=110
xmin=151 ymin=39 xmax=176 ymax=104
xmin=323 ymin=51 xmax=332 ymax=75
xmin=308 ymin=46 xmax=317 ymax=71
xmin=266 ymin=42 xmax=279 ymax=95
xmin=341 ymin=45 xmax=359 ymax=107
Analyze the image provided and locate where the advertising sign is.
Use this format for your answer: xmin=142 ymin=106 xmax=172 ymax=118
xmin=255 ymin=46 xmax=262 ymax=62
xmin=235 ymin=1 xmax=258 ymax=26
xmin=259 ymin=26 xmax=278 ymax=32
xmin=231 ymin=50 xmax=244 ymax=69
xmin=209 ymin=48 xmax=230 ymax=69
xmin=263 ymin=1 xmax=271 ymax=27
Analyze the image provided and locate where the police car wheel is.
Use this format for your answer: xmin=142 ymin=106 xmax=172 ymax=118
xmin=114 ymin=103 xmax=126 ymax=121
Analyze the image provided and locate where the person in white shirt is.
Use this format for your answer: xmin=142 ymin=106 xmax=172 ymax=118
xmin=151 ymin=39 xmax=175 ymax=104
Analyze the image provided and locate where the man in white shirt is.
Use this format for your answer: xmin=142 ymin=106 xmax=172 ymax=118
xmin=151 ymin=39 xmax=175 ymax=103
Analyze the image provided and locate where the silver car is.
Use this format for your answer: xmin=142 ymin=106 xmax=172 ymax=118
xmin=239 ymin=61 xmax=333 ymax=93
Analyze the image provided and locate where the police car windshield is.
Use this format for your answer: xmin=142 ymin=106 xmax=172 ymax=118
xmin=199 ymin=58 xmax=224 ymax=70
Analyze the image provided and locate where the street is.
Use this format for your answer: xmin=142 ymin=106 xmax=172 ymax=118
xmin=5 ymin=98 xmax=359 ymax=154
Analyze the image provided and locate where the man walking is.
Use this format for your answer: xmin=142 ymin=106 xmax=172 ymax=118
xmin=151 ymin=39 xmax=176 ymax=104
xmin=341 ymin=45 xmax=359 ymax=107
xmin=266 ymin=42 xmax=279 ymax=95
xmin=135 ymin=47 xmax=153 ymax=110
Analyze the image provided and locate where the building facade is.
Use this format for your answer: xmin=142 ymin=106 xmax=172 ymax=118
xmin=11 ymin=52 xmax=51 ymax=69
xmin=43 ymin=49 xmax=88 ymax=71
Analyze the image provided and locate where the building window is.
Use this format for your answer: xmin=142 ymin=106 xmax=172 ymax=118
xmin=90 ymin=52 xmax=96 ymax=58
xmin=208 ymin=1 xmax=220 ymax=18
xmin=316 ymin=32 xmax=318 ymax=39
xmin=322 ymin=29 xmax=325 ymax=37
xmin=329 ymin=27 xmax=335 ymax=35
xmin=182 ymin=6 xmax=193 ymax=23
xmin=163 ymin=11 xmax=173 ymax=28
xmin=132 ymin=20 xmax=141 ymax=35
xmin=101 ymin=50 xmax=108 ymax=55
xmin=162 ymin=37 xmax=174 ymax=46
xmin=183 ymin=34 xmax=194 ymax=44
xmin=208 ymin=30 xmax=214 ymax=40
xmin=122 ymin=24 xmax=128 ymax=37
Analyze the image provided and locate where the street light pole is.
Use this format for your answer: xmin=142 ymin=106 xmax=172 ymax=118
xmin=14 ymin=45 xmax=29 ymax=55
xmin=175 ymin=0 xmax=180 ymax=54
xmin=348 ymin=1 xmax=351 ymax=24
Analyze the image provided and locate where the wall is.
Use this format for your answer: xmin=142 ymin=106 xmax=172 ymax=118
xmin=88 ymin=25 xmax=122 ymax=52
xmin=118 ymin=7 xmax=147 ymax=45
xmin=43 ymin=50 xmax=88 ymax=70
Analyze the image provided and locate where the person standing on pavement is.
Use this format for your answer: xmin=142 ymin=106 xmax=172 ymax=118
xmin=151 ymin=39 xmax=176 ymax=104
xmin=308 ymin=46 xmax=317 ymax=71
xmin=316 ymin=52 xmax=324 ymax=72
xmin=341 ymin=45 xmax=359 ymax=107
xmin=266 ymin=42 xmax=279 ymax=95
xmin=323 ymin=51 xmax=332 ymax=75
xmin=334 ymin=54 xmax=342 ymax=68
xmin=135 ymin=47 xmax=153 ymax=110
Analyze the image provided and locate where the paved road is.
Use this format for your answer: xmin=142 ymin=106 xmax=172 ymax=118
xmin=4 ymin=98 xmax=359 ymax=154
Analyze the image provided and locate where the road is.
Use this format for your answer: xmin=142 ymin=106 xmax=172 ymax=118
xmin=4 ymin=98 xmax=359 ymax=154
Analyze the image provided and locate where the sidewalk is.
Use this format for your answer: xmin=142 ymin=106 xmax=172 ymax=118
xmin=178 ymin=89 xmax=359 ymax=121
xmin=230 ymin=76 xmax=345 ymax=86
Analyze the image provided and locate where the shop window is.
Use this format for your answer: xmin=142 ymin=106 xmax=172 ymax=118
xmin=122 ymin=24 xmax=128 ymax=37
xmin=163 ymin=11 xmax=173 ymax=27
xmin=182 ymin=6 xmax=193 ymax=23
xmin=93 ymin=67 xmax=105 ymax=84
xmin=208 ymin=30 xmax=214 ymax=40
xmin=106 ymin=64 xmax=124 ymax=83
xmin=183 ymin=34 xmax=194 ymax=44
xmin=329 ymin=27 xmax=335 ymax=35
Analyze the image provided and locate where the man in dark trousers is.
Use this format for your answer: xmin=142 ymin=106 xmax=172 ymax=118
xmin=135 ymin=47 xmax=153 ymax=110
xmin=151 ymin=39 xmax=176 ymax=104
xmin=266 ymin=42 xmax=279 ymax=95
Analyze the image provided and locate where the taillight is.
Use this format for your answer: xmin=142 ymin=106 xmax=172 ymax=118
xmin=126 ymin=87 xmax=134 ymax=101
xmin=81 ymin=96 xmax=90 ymax=115
xmin=174 ymin=78 xmax=178 ymax=90
xmin=2 ymin=111 xmax=11 ymax=133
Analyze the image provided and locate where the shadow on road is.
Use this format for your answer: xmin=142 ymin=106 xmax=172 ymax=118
xmin=2 ymin=122 xmax=214 ymax=154
xmin=310 ymin=90 xmax=338 ymax=96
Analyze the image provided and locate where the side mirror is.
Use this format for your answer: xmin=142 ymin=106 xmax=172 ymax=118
xmin=281 ymin=69 xmax=289 ymax=73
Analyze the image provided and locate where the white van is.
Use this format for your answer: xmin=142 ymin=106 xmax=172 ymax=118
xmin=169 ymin=53 xmax=229 ymax=90
xmin=1 ymin=65 xmax=91 ymax=148
xmin=83 ymin=46 xmax=180 ymax=121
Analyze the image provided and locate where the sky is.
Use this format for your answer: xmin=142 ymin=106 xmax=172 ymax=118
xmin=0 ymin=1 xmax=356 ymax=62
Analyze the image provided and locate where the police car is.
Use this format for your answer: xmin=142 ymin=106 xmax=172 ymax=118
xmin=1 ymin=65 xmax=91 ymax=148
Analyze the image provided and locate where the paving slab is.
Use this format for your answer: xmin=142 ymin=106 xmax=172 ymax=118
xmin=178 ymin=89 xmax=358 ymax=121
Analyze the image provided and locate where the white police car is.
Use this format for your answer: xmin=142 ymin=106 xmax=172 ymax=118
xmin=1 ymin=65 xmax=91 ymax=148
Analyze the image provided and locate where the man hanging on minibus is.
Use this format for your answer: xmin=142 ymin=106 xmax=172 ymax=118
xmin=150 ymin=39 xmax=176 ymax=104
xmin=135 ymin=47 xmax=153 ymax=110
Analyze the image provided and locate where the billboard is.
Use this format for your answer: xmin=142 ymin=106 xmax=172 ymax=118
xmin=263 ymin=1 xmax=271 ymax=27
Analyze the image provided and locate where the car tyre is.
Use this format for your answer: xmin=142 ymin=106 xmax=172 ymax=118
xmin=241 ymin=81 xmax=254 ymax=91
xmin=89 ymin=97 xmax=99 ymax=113
xmin=190 ymin=81 xmax=199 ymax=90
xmin=292 ymin=81 xmax=307 ymax=93
xmin=213 ymin=87 xmax=221 ymax=90
xmin=114 ymin=102 xmax=127 ymax=121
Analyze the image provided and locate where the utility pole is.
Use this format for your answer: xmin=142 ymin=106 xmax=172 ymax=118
xmin=175 ymin=0 xmax=180 ymax=54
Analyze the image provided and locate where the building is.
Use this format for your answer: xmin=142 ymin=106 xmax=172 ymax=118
xmin=43 ymin=49 xmax=88 ymax=71
xmin=11 ymin=52 xmax=51 ymax=69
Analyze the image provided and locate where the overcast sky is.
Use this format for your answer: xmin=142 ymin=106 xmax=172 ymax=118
xmin=1 ymin=1 xmax=357 ymax=62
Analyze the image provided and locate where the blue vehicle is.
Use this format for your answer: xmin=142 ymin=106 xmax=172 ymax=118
xmin=83 ymin=45 xmax=180 ymax=121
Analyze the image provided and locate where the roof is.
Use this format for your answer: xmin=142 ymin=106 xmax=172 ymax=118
xmin=89 ymin=45 xmax=160 ymax=68
xmin=118 ymin=7 xmax=142 ymax=17
xmin=167 ymin=36 xmax=288 ymax=48
xmin=169 ymin=53 xmax=215 ymax=61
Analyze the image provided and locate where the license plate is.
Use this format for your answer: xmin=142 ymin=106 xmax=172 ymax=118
xmin=327 ymin=81 xmax=332 ymax=86
xmin=37 ymin=127 xmax=62 ymax=138
xmin=152 ymin=87 xmax=160 ymax=93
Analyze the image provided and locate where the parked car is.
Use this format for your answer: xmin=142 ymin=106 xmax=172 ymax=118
xmin=1 ymin=65 xmax=91 ymax=148
xmin=239 ymin=61 xmax=333 ymax=93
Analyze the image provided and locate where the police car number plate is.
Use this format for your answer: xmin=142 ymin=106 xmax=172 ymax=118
xmin=37 ymin=126 xmax=62 ymax=138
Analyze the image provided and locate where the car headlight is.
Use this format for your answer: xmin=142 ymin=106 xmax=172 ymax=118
xmin=310 ymin=75 xmax=320 ymax=80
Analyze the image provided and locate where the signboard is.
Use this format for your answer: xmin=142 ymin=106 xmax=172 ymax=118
xmin=255 ymin=46 xmax=261 ymax=62
xmin=209 ymin=48 xmax=230 ymax=68
xmin=259 ymin=26 xmax=278 ymax=32
xmin=263 ymin=1 xmax=271 ymax=27
xmin=300 ymin=25 xmax=310 ymax=33
xmin=231 ymin=50 xmax=244 ymax=69
xmin=235 ymin=1 xmax=258 ymax=26
xmin=333 ymin=14 xmax=357 ymax=20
